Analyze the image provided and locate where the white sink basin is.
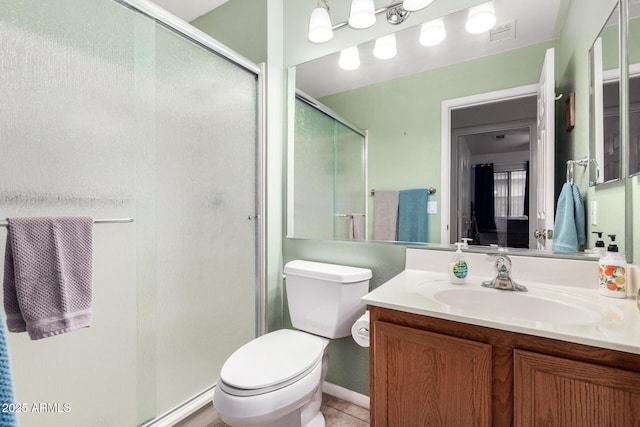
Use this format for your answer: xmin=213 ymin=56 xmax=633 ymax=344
xmin=432 ymin=287 xmax=604 ymax=325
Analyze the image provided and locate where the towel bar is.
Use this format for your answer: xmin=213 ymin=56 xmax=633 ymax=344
xmin=0 ymin=217 xmax=134 ymax=228
xmin=370 ymin=188 xmax=436 ymax=196
xmin=566 ymin=157 xmax=598 ymax=184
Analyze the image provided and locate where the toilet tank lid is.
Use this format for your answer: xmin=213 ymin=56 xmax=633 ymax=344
xmin=284 ymin=260 xmax=372 ymax=283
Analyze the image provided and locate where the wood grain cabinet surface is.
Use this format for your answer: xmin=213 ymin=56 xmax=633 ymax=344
xmin=370 ymin=306 xmax=640 ymax=427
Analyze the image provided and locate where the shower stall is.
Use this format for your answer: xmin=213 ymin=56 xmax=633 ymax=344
xmin=289 ymin=94 xmax=367 ymax=240
xmin=0 ymin=0 xmax=262 ymax=426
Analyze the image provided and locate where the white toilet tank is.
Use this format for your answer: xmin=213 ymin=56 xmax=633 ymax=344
xmin=283 ymin=260 xmax=372 ymax=339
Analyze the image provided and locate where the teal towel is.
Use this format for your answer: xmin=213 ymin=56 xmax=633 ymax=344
xmin=572 ymin=184 xmax=586 ymax=246
xmin=0 ymin=313 xmax=17 ymax=427
xmin=552 ymin=183 xmax=585 ymax=252
xmin=398 ymin=188 xmax=428 ymax=243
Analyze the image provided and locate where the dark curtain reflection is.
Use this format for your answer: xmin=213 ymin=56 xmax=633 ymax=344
xmin=474 ymin=164 xmax=497 ymax=231
xmin=524 ymin=161 xmax=530 ymax=216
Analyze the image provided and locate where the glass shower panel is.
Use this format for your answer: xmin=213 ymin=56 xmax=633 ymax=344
xmin=293 ymin=99 xmax=336 ymax=239
xmin=0 ymin=1 xmax=141 ymax=426
xmin=151 ymin=24 xmax=258 ymax=414
xmin=334 ymin=123 xmax=366 ymax=239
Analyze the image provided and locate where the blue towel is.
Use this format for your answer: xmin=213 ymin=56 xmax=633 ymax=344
xmin=552 ymin=183 xmax=586 ymax=252
xmin=0 ymin=313 xmax=17 ymax=427
xmin=397 ymin=189 xmax=428 ymax=243
xmin=572 ymin=184 xmax=586 ymax=246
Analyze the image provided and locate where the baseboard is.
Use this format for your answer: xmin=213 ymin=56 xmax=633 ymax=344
xmin=141 ymin=381 xmax=370 ymax=426
xmin=322 ymin=382 xmax=370 ymax=410
xmin=141 ymin=385 xmax=215 ymax=427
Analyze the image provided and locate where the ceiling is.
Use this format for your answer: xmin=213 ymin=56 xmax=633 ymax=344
xmin=297 ymin=0 xmax=567 ymax=99
xmin=150 ymin=0 xmax=228 ymax=22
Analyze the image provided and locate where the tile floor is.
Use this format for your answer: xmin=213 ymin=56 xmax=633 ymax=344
xmin=176 ymin=393 xmax=370 ymax=426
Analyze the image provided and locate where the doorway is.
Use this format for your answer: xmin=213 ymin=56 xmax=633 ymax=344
xmin=444 ymin=92 xmax=538 ymax=248
xmin=453 ymin=123 xmax=535 ymax=248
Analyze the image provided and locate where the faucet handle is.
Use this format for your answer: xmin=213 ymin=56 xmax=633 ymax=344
xmin=494 ymin=255 xmax=512 ymax=278
xmin=482 ymin=254 xmax=527 ymax=292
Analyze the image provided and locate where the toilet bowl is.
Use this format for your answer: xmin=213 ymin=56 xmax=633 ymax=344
xmin=214 ymin=329 xmax=329 ymax=427
xmin=213 ymin=260 xmax=372 ymax=427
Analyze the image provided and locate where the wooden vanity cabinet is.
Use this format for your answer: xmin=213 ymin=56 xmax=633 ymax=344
xmin=370 ymin=306 xmax=640 ymax=427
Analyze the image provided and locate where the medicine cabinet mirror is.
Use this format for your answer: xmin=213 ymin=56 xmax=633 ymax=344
xmin=629 ymin=2 xmax=640 ymax=177
xmin=589 ymin=3 xmax=621 ymax=185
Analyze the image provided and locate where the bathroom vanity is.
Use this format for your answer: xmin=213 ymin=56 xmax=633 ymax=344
xmin=363 ymin=249 xmax=640 ymax=426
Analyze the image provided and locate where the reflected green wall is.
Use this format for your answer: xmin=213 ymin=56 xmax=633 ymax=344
xmin=319 ymin=41 xmax=554 ymax=243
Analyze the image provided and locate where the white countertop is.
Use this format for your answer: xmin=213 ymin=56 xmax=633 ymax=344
xmin=363 ymin=268 xmax=640 ymax=355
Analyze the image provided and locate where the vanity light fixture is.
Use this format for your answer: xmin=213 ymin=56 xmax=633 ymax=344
xmin=465 ymin=1 xmax=496 ymax=34
xmin=386 ymin=5 xmax=411 ymax=25
xmin=373 ymin=33 xmax=397 ymax=59
xmin=419 ymin=17 xmax=446 ymax=46
xmin=308 ymin=0 xmax=333 ymax=43
xmin=348 ymin=0 xmax=376 ymax=29
xmin=403 ymin=0 xmax=433 ymax=12
xmin=339 ymin=46 xmax=361 ymax=70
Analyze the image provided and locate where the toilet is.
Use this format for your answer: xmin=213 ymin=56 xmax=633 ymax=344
xmin=213 ymin=260 xmax=372 ymax=427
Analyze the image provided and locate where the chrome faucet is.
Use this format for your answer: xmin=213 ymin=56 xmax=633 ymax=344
xmin=482 ymin=255 xmax=527 ymax=292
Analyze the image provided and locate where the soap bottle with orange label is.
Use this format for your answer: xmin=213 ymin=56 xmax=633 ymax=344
xmin=598 ymin=235 xmax=627 ymax=298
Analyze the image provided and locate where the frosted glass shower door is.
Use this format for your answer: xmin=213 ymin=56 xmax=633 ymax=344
xmin=291 ymin=98 xmax=366 ymax=240
xmin=292 ymin=99 xmax=336 ymax=239
xmin=334 ymin=122 xmax=367 ymax=240
xmin=0 ymin=0 xmax=260 ymax=426
xmin=148 ymin=23 xmax=258 ymax=416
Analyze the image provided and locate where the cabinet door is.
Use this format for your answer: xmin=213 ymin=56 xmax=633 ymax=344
xmin=514 ymin=350 xmax=640 ymax=426
xmin=373 ymin=321 xmax=492 ymax=426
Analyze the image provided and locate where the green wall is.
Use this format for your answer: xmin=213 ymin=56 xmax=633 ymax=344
xmin=191 ymin=0 xmax=267 ymax=64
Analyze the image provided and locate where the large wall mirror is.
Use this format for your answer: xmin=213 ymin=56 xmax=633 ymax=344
xmin=287 ymin=0 xmax=633 ymax=260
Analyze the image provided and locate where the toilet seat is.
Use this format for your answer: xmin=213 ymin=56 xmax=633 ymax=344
xmin=219 ymin=329 xmax=325 ymax=397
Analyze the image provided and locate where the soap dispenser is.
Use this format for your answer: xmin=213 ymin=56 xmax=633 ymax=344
xmin=449 ymin=242 xmax=468 ymax=285
xmin=598 ymin=235 xmax=627 ymax=298
xmin=589 ymin=231 xmax=606 ymax=256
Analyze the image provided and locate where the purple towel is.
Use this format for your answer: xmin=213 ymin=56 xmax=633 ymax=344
xmin=3 ymin=217 xmax=93 ymax=340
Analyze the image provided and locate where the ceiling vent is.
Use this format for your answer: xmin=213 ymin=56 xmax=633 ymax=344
xmin=490 ymin=20 xmax=516 ymax=43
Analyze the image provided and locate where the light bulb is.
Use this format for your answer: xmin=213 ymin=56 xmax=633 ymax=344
xmin=403 ymin=0 xmax=433 ymax=12
xmin=339 ymin=47 xmax=360 ymax=70
xmin=308 ymin=5 xmax=333 ymax=43
xmin=419 ymin=18 xmax=446 ymax=47
xmin=373 ymin=34 xmax=397 ymax=59
xmin=465 ymin=2 xmax=496 ymax=34
xmin=348 ymin=0 xmax=376 ymax=29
